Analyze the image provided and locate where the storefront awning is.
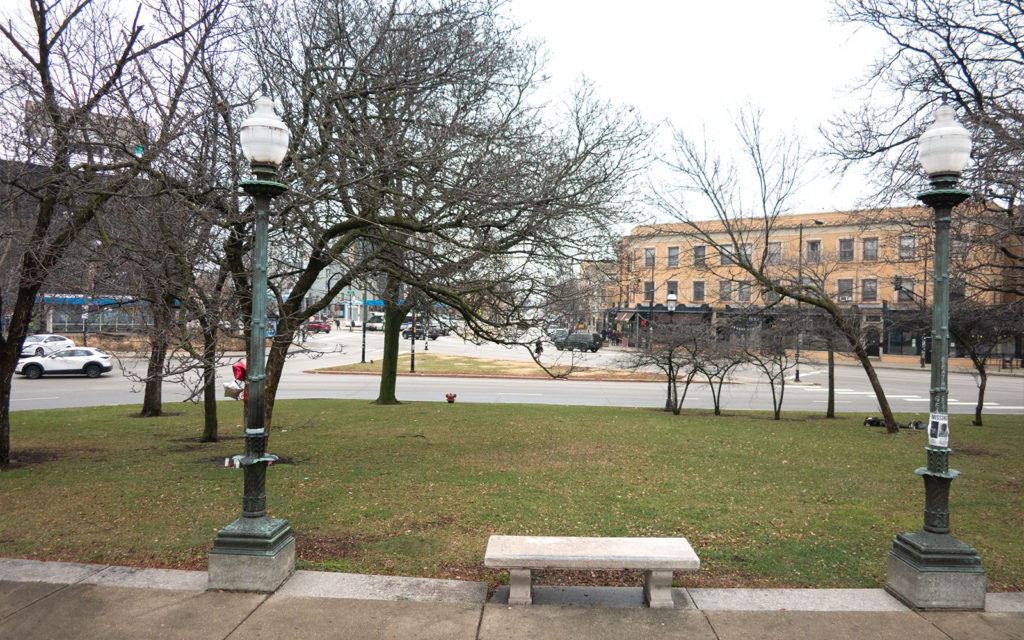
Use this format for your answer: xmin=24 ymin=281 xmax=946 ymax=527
xmin=614 ymin=312 xmax=636 ymax=322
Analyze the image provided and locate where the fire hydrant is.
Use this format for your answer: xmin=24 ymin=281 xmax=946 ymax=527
xmin=446 ymin=393 xmax=456 ymax=403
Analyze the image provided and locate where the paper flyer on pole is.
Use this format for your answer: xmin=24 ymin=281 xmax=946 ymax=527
xmin=928 ymin=413 xmax=949 ymax=448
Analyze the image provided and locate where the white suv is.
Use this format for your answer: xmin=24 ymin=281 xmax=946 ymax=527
xmin=20 ymin=334 xmax=76 ymax=358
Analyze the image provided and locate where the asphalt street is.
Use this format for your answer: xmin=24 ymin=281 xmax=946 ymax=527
xmin=9 ymin=328 xmax=1024 ymax=416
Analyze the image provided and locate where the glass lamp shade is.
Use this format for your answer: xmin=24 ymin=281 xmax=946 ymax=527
xmin=666 ymin=293 xmax=678 ymax=312
xmin=917 ymin=105 xmax=971 ymax=178
xmin=240 ymin=95 xmax=290 ymax=166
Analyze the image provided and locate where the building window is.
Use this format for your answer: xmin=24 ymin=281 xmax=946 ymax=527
xmin=805 ymin=239 xmax=821 ymax=262
xmin=644 ymin=248 xmax=656 ymax=268
xmin=719 ymin=280 xmax=732 ymax=302
xmin=667 ymin=280 xmax=678 ymax=297
xmin=837 ymin=279 xmax=854 ymax=302
xmin=951 ymin=277 xmax=966 ymax=301
xmin=719 ymin=245 xmax=734 ymax=266
xmin=863 ymin=237 xmax=878 ymax=261
xmin=898 ymin=236 xmax=916 ymax=260
xmin=862 ymin=279 xmax=877 ymax=302
xmin=738 ymin=281 xmax=751 ymax=302
xmin=693 ymin=245 xmax=706 ymax=266
xmin=667 ymin=246 xmax=679 ymax=267
xmin=692 ymin=281 xmax=705 ymax=302
xmin=896 ymin=277 xmax=914 ymax=302
xmin=741 ymin=243 xmax=753 ymax=262
xmin=951 ymin=239 xmax=968 ymax=261
xmin=644 ymin=280 xmax=654 ymax=302
xmin=839 ymin=238 xmax=854 ymax=262
xmin=767 ymin=242 xmax=782 ymax=265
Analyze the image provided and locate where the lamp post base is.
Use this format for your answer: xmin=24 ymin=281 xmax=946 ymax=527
xmin=208 ymin=516 xmax=294 ymax=592
xmin=885 ymin=530 xmax=986 ymax=610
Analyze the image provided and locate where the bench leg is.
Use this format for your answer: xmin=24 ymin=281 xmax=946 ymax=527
xmin=508 ymin=569 xmax=532 ymax=605
xmin=643 ymin=570 xmax=674 ymax=608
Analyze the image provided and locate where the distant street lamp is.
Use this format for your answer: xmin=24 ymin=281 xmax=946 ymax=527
xmin=361 ymin=282 xmax=368 ymax=363
xmin=209 ymin=93 xmax=295 ymax=592
xmin=410 ymin=307 xmax=417 ymax=372
xmin=794 ymin=219 xmax=823 ymax=383
xmin=664 ymin=292 xmax=677 ymax=412
xmin=885 ymin=104 xmax=985 ymax=610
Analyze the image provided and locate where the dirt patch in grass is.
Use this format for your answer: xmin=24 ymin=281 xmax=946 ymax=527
xmin=296 ymin=532 xmax=382 ymax=561
xmin=0 ymin=449 xmax=59 ymax=469
xmin=957 ymin=446 xmax=1001 ymax=458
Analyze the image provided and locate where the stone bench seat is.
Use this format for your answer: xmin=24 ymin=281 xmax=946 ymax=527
xmin=484 ymin=535 xmax=699 ymax=608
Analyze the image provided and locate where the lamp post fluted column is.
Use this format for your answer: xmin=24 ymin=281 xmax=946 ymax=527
xmin=885 ymin=105 xmax=985 ymax=610
xmin=795 ymin=223 xmax=804 ymax=382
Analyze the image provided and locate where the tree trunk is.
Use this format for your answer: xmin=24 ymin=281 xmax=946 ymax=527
xmin=376 ymin=307 xmax=405 ymax=404
xmin=970 ymin=353 xmax=987 ymax=426
xmin=831 ymin=307 xmax=899 ymax=433
xmin=665 ymin=359 xmax=675 ymax=412
xmin=851 ymin=341 xmax=897 ymax=433
xmin=826 ymin=348 xmax=835 ymax=419
xmin=140 ymin=340 xmax=167 ymax=417
xmin=774 ymin=375 xmax=785 ymax=420
xmin=200 ymin=324 xmax=218 ymax=442
xmin=140 ymin=300 xmax=173 ymax=418
xmin=0 ymin=356 xmax=14 ymax=467
xmin=263 ymin=328 xmax=294 ymax=430
xmin=708 ymin=375 xmax=724 ymax=416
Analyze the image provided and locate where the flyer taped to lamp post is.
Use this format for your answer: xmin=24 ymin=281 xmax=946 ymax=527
xmin=929 ymin=413 xmax=950 ymax=448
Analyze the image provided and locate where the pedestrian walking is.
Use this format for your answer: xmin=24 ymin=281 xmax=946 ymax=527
xmin=535 ymin=337 xmax=543 ymax=356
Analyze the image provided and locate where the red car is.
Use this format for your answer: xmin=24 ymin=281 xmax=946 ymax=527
xmin=303 ymin=321 xmax=331 ymax=334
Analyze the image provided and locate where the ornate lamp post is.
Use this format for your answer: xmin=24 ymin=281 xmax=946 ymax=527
xmin=793 ymin=219 xmax=822 ymax=383
xmin=885 ymin=105 xmax=985 ymax=610
xmin=663 ymin=292 xmax=677 ymax=412
xmin=208 ymin=94 xmax=295 ymax=592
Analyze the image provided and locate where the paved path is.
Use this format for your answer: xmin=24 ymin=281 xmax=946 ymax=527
xmin=2 ymin=559 xmax=1022 ymax=639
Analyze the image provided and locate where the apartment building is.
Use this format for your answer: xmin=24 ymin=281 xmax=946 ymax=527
xmin=604 ymin=207 xmax=1020 ymax=358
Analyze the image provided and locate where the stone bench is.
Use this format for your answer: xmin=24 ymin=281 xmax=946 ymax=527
xmin=484 ymin=535 xmax=699 ymax=608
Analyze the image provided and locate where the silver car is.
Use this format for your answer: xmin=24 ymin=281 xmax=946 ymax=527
xmin=15 ymin=347 xmax=114 ymax=379
xmin=20 ymin=334 xmax=75 ymax=357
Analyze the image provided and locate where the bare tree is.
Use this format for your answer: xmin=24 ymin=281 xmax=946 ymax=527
xmin=695 ymin=331 xmax=747 ymax=417
xmin=735 ymin=312 xmax=799 ymax=420
xmin=235 ymin=0 xmax=649 ymax=415
xmin=616 ymin=322 xmax=707 ymax=414
xmin=654 ymin=109 xmax=902 ymax=433
xmin=0 ymin=0 xmax=220 ymax=466
xmin=949 ymin=298 xmax=1024 ymax=425
xmin=827 ymin=0 xmax=1024 ymax=299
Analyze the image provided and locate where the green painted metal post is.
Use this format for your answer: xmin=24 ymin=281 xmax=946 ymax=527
xmin=211 ymin=173 xmax=292 ymax=561
xmin=886 ymin=181 xmax=985 ymax=609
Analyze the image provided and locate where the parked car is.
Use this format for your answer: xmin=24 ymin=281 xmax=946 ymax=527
xmin=15 ymin=347 xmax=114 ymax=379
xmin=20 ymin=334 xmax=75 ymax=358
xmin=303 ymin=320 xmax=331 ymax=334
xmin=402 ymin=326 xmax=439 ymax=340
xmin=548 ymin=328 xmax=569 ymax=342
xmin=554 ymin=332 xmax=602 ymax=352
xmin=428 ymin=321 xmax=450 ymax=336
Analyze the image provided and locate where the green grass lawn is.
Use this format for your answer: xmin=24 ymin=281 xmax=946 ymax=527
xmin=2 ymin=400 xmax=1021 ymax=591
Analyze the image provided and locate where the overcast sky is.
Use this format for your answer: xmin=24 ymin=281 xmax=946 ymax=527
xmin=505 ymin=0 xmax=893 ymax=218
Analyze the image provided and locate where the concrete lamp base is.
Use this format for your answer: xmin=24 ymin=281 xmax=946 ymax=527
xmin=885 ymin=531 xmax=986 ymax=610
xmin=208 ymin=517 xmax=295 ymax=593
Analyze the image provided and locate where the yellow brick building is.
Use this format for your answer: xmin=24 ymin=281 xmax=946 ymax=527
xmin=602 ymin=207 xmax=1020 ymax=358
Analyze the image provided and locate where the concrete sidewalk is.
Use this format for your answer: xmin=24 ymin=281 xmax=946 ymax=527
xmin=1 ymin=559 xmax=1022 ymax=639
